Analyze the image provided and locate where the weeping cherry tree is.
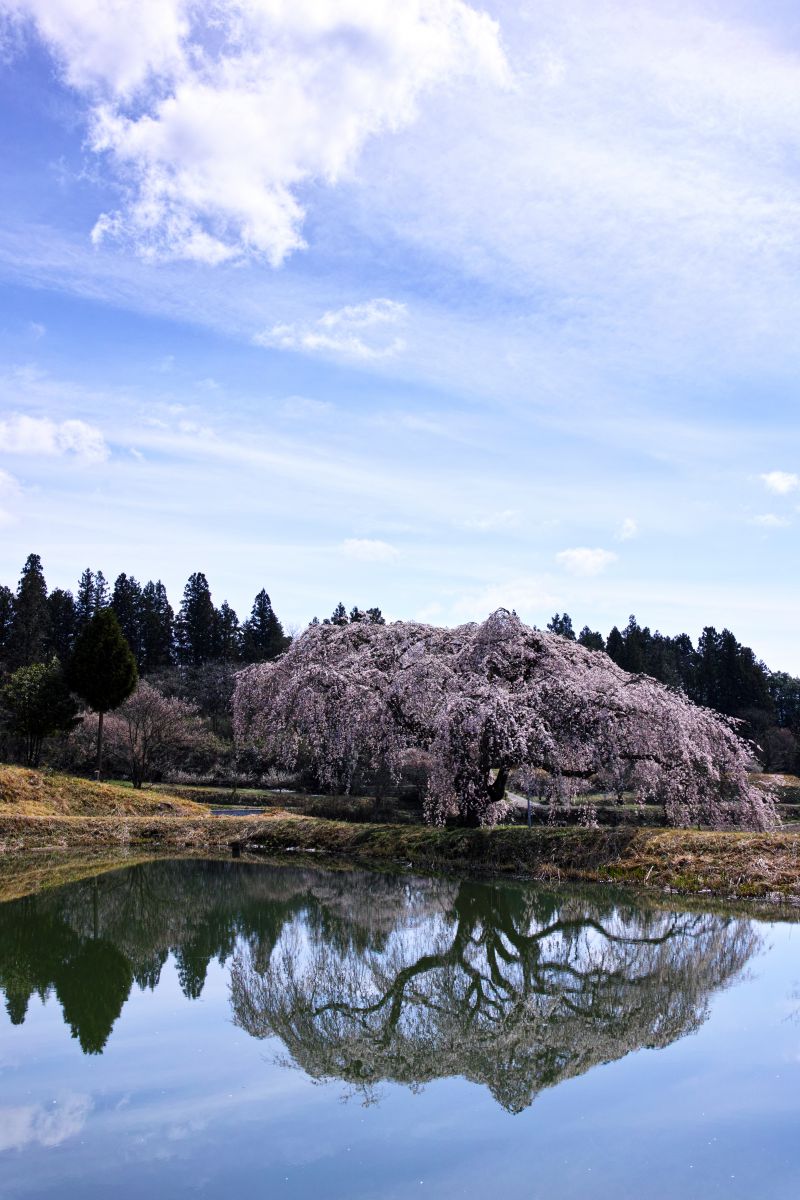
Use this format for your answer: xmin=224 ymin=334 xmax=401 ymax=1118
xmin=233 ymin=610 xmax=776 ymax=829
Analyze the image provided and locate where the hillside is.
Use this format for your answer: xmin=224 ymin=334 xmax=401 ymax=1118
xmin=0 ymin=766 xmax=207 ymax=818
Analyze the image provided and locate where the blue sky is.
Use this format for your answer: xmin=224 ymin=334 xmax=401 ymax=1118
xmin=0 ymin=0 xmax=798 ymax=668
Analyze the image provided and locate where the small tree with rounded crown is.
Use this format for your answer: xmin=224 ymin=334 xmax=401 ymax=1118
xmin=67 ymin=609 xmax=138 ymax=779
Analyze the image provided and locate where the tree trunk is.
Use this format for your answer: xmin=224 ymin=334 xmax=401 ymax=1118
xmin=488 ymin=767 xmax=509 ymax=804
xmin=95 ymin=710 xmax=104 ymax=781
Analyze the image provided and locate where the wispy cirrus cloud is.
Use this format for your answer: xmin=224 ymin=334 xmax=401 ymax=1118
xmin=258 ymin=299 xmax=407 ymax=360
xmin=279 ymin=396 xmax=334 ymax=420
xmin=749 ymin=513 xmax=790 ymax=529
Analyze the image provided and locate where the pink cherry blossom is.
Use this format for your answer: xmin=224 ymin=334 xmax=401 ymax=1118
xmin=234 ymin=610 xmax=776 ymax=829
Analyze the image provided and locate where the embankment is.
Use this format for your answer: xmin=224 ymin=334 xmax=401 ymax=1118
xmin=2 ymin=804 xmax=800 ymax=904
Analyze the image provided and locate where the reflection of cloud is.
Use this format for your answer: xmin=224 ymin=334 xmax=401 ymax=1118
xmin=0 ymin=1094 xmax=92 ymax=1152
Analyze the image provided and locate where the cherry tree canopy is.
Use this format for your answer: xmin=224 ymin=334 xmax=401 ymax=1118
xmin=233 ymin=610 xmax=776 ymax=829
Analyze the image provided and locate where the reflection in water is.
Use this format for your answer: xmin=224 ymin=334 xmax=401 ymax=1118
xmin=0 ymin=860 xmax=759 ymax=1110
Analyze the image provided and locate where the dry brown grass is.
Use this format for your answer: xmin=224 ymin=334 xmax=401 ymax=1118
xmin=2 ymin=808 xmax=799 ymax=904
xmin=2 ymin=766 xmax=800 ymax=906
xmin=0 ymin=764 xmax=207 ymax=818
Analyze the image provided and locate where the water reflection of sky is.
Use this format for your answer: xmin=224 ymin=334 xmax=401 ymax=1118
xmin=0 ymin=870 xmax=798 ymax=1200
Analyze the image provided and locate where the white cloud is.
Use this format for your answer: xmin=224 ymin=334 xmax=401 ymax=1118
xmin=0 ymin=467 xmax=19 ymax=494
xmin=760 ymin=470 xmax=799 ymax=495
xmin=0 ymin=1095 xmax=92 ymax=1153
xmin=556 ymin=547 xmax=618 ymax=576
xmin=749 ymin=513 xmax=790 ymax=529
xmin=279 ymin=395 xmax=334 ymax=420
xmin=0 ymin=414 xmax=108 ymax=462
xmin=259 ymin=299 xmax=407 ymax=360
xmin=27 ymin=320 xmax=45 ymax=339
xmin=10 ymin=0 xmax=508 ymax=265
xmin=616 ymin=517 xmax=638 ymax=541
xmin=341 ymin=538 xmax=399 ymax=563
xmin=431 ymin=576 xmax=558 ymax=625
xmin=460 ymin=508 xmax=520 ymax=532
xmin=0 ymin=466 xmax=21 ymax=526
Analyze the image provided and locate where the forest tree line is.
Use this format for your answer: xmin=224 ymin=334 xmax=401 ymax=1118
xmin=0 ymin=553 xmax=385 ymax=778
xmin=0 ymin=552 xmax=798 ymax=778
xmin=545 ymin=611 xmax=800 ymax=771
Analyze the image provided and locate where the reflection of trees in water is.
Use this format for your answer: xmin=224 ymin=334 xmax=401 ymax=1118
xmin=0 ymin=860 xmax=452 ymax=1053
xmin=0 ymin=860 xmax=759 ymax=1097
xmin=230 ymin=885 xmax=760 ymax=1113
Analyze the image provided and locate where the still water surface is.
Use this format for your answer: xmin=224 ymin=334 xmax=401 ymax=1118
xmin=0 ymin=858 xmax=798 ymax=1199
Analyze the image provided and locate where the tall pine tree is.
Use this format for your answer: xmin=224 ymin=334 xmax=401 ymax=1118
xmin=111 ymin=574 xmax=145 ymax=665
xmin=176 ymin=573 xmax=217 ymax=664
xmin=242 ymin=590 xmax=287 ymax=660
xmin=0 ymin=583 xmax=14 ymax=666
xmin=9 ymin=554 xmax=51 ymax=667
xmin=48 ymin=589 xmax=77 ymax=662
xmin=140 ymin=581 xmax=174 ymax=671
xmin=75 ymin=568 xmax=108 ymax=633
xmin=215 ymin=600 xmax=242 ymax=662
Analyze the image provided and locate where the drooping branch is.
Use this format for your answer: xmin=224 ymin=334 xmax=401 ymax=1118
xmin=234 ymin=610 xmax=776 ymax=829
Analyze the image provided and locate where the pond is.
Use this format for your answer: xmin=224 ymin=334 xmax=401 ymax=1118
xmin=0 ymin=857 xmax=798 ymax=1199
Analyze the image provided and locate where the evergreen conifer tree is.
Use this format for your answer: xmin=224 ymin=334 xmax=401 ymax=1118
xmin=176 ymin=573 xmax=217 ymax=664
xmin=140 ymin=581 xmax=174 ymax=671
xmin=111 ymin=574 xmax=145 ymax=665
xmin=215 ymin=600 xmax=242 ymax=662
xmin=605 ymin=626 xmax=624 ymax=665
xmin=9 ymin=554 xmax=51 ymax=667
xmin=546 ymin=613 xmax=576 ymax=640
xmin=48 ymin=589 xmax=77 ymax=662
xmin=66 ymin=609 xmax=138 ymax=778
xmin=75 ymin=568 xmax=108 ymax=633
xmin=326 ymin=602 xmax=349 ymax=627
xmin=0 ymin=584 xmax=14 ymax=666
xmin=242 ymin=590 xmax=288 ymax=660
xmin=577 ymin=626 xmax=605 ymax=651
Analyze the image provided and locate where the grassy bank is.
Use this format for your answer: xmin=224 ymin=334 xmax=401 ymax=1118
xmin=2 ymin=766 xmax=800 ymax=904
xmin=0 ymin=764 xmax=207 ymax=818
xmin=1 ymin=807 xmax=800 ymax=904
